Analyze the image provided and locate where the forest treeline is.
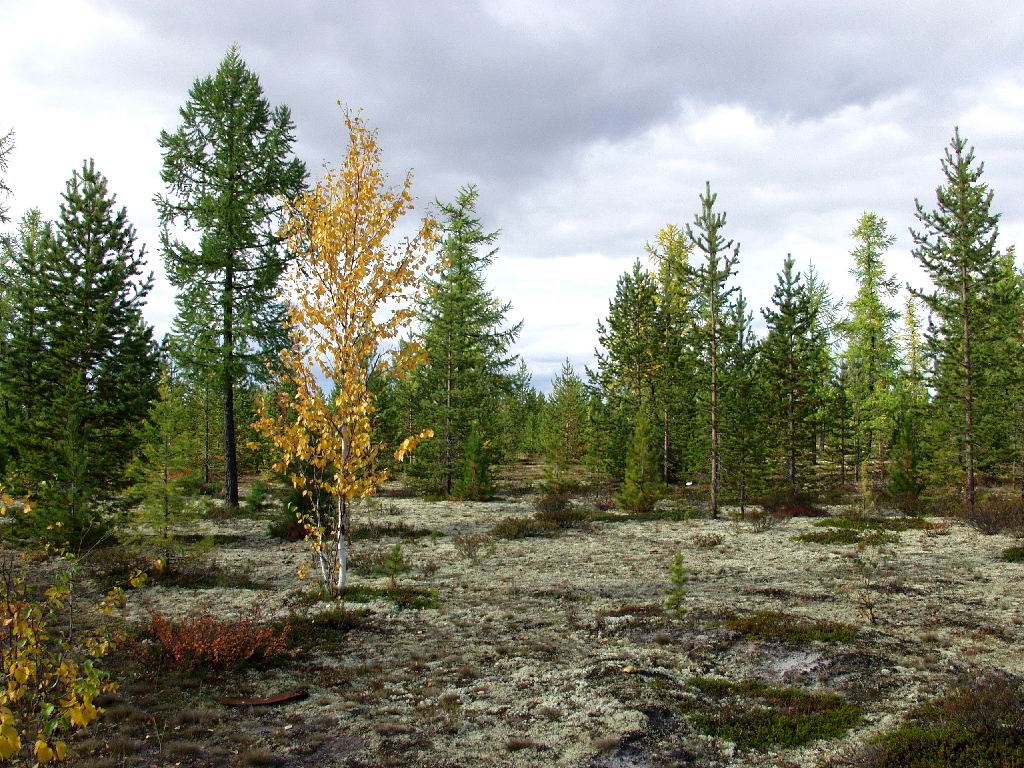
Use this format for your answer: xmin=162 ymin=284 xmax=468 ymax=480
xmin=1 ymin=46 xmax=1022 ymax=551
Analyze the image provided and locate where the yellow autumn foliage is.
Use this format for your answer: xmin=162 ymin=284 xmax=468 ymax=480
xmin=254 ymin=109 xmax=436 ymax=597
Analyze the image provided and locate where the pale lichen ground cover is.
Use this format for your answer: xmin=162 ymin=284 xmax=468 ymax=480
xmin=118 ymin=484 xmax=1024 ymax=768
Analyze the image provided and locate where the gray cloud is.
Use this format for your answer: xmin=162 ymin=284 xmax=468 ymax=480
xmin=5 ymin=1 xmax=1024 ymax=390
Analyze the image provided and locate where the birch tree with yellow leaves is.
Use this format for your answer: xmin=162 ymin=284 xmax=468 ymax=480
xmin=255 ymin=111 xmax=435 ymax=599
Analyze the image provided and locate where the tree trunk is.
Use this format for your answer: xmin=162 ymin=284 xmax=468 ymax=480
xmin=223 ymin=265 xmax=239 ymax=508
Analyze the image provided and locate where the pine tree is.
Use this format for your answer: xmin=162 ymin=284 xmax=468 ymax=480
xmin=910 ymin=129 xmax=1001 ymax=515
xmin=542 ymin=359 xmax=589 ymax=471
xmin=411 ymin=185 xmax=521 ymax=498
xmin=842 ymin=212 xmax=899 ymax=486
xmin=615 ymin=411 xmax=665 ymax=514
xmin=156 ymin=45 xmax=307 ymax=509
xmin=687 ymin=182 xmax=739 ymax=518
xmin=5 ymin=161 xmax=159 ymax=545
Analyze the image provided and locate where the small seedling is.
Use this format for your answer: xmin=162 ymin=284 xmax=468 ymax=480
xmin=665 ymin=551 xmax=689 ymax=617
xmin=383 ymin=543 xmax=407 ymax=588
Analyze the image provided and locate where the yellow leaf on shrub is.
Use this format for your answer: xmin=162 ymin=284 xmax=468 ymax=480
xmin=34 ymin=739 xmax=55 ymax=763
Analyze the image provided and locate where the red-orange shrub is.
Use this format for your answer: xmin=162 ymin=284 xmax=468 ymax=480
xmin=148 ymin=605 xmax=289 ymax=670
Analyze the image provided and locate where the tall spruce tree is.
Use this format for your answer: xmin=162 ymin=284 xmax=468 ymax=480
xmin=411 ymin=185 xmax=521 ymax=498
xmin=687 ymin=182 xmax=739 ymax=518
xmin=156 ymin=45 xmax=306 ymax=508
xmin=762 ymin=255 xmax=817 ymax=497
xmin=720 ymin=292 xmax=766 ymax=513
xmin=910 ymin=129 xmax=1001 ymax=515
xmin=4 ymin=161 xmax=158 ymax=544
xmin=842 ymin=212 xmax=899 ymax=485
xmin=589 ymin=260 xmax=662 ymax=479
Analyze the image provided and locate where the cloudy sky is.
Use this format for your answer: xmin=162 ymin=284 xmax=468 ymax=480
xmin=4 ymin=1 xmax=1024 ymax=390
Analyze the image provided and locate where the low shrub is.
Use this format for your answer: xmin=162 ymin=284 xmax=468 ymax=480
xmin=684 ymin=677 xmax=862 ymax=749
xmin=452 ymin=532 xmax=496 ymax=563
xmin=963 ymin=493 xmax=1024 ymax=535
xmin=148 ymin=604 xmax=289 ymax=670
xmin=859 ymin=671 xmax=1024 ymax=766
xmin=1000 ymin=546 xmax=1024 ymax=563
xmin=758 ymin=489 xmax=827 ymax=518
xmin=725 ymin=610 xmax=858 ymax=645
xmin=349 ymin=521 xmax=436 ymax=541
xmin=797 ymin=528 xmax=862 ymax=546
xmin=491 ymin=507 xmax=590 ymax=539
xmin=268 ymin=503 xmax=307 ymax=542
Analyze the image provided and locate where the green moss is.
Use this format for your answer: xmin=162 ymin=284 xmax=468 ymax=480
xmin=684 ymin=677 xmax=862 ymax=750
xmin=725 ymin=610 xmax=858 ymax=645
xmin=796 ymin=528 xmax=862 ymax=545
xmin=1000 ymin=546 xmax=1024 ymax=563
xmin=864 ymin=672 xmax=1024 ymax=767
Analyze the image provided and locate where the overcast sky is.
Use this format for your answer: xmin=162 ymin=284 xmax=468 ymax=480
xmin=4 ymin=1 xmax=1024 ymax=390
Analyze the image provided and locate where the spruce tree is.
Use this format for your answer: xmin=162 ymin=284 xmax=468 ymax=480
xmin=411 ymin=185 xmax=521 ymax=498
xmin=542 ymin=359 xmax=589 ymax=471
xmin=589 ymin=260 xmax=662 ymax=479
xmin=0 ymin=210 xmax=50 ymax=477
xmin=5 ymin=161 xmax=159 ymax=545
xmin=687 ymin=182 xmax=739 ymax=517
xmin=616 ymin=411 xmax=665 ymax=514
xmin=128 ymin=348 xmax=201 ymax=570
xmin=910 ymin=129 xmax=1001 ymax=515
xmin=761 ymin=255 xmax=817 ymax=498
xmin=720 ymin=292 xmax=767 ymax=513
xmin=842 ymin=212 xmax=899 ymax=486
xmin=156 ymin=45 xmax=306 ymax=508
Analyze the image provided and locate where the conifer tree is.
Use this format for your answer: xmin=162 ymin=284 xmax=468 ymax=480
xmin=687 ymin=182 xmax=739 ymax=518
xmin=129 ymin=348 xmax=201 ymax=570
xmin=542 ymin=359 xmax=589 ymax=471
xmin=646 ymin=224 xmax=699 ymax=483
xmin=410 ymin=185 xmax=521 ymax=498
xmin=156 ymin=45 xmax=307 ymax=508
xmin=589 ymin=260 xmax=662 ymax=478
xmin=0 ymin=210 xmax=50 ymax=476
xmin=5 ymin=161 xmax=159 ymax=544
xmin=0 ymin=129 xmax=12 ymax=224
xmin=761 ymin=255 xmax=817 ymax=498
xmin=910 ymin=129 xmax=1001 ymax=515
xmin=615 ymin=411 xmax=665 ymax=514
xmin=719 ymin=292 xmax=767 ymax=512
xmin=842 ymin=212 xmax=899 ymax=485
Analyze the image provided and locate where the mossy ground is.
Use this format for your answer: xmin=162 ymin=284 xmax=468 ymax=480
xmin=54 ymin=466 xmax=1024 ymax=767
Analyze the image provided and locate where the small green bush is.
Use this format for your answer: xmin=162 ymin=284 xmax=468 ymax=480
xmin=665 ymin=552 xmax=688 ymax=617
xmin=725 ymin=610 xmax=857 ymax=645
xmin=861 ymin=671 xmax=1024 ymax=767
xmin=684 ymin=677 xmax=862 ymax=749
